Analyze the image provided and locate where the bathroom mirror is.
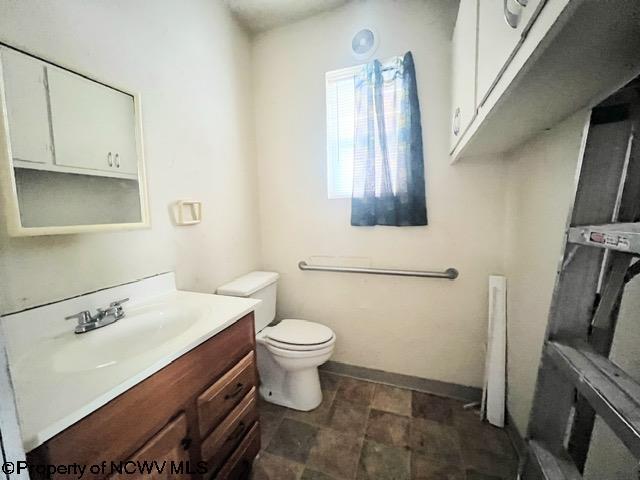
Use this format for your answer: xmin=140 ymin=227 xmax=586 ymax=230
xmin=0 ymin=44 xmax=149 ymax=236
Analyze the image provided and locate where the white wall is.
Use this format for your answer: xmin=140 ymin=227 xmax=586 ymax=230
xmin=252 ymin=0 xmax=508 ymax=389
xmin=503 ymin=111 xmax=589 ymax=434
xmin=0 ymin=0 xmax=260 ymax=314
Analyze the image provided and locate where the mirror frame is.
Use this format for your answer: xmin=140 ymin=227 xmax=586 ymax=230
xmin=0 ymin=43 xmax=150 ymax=237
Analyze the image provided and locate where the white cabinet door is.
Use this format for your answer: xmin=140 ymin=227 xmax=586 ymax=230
xmin=0 ymin=48 xmax=53 ymax=165
xmin=48 ymin=67 xmax=138 ymax=175
xmin=450 ymin=0 xmax=479 ymax=153
xmin=477 ymin=0 xmax=546 ymax=108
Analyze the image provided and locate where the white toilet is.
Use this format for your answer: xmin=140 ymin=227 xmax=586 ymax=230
xmin=217 ymin=271 xmax=335 ymax=411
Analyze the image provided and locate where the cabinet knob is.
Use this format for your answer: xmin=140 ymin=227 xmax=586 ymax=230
xmin=107 ymin=152 xmax=113 ymax=167
xmin=453 ymin=107 xmax=461 ymax=136
xmin=503 ymin=0 xmax=522 ymax=29
xmin=115 ymin=153 xmax=120 ymax=168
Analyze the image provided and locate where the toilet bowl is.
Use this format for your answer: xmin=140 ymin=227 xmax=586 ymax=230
xmin=216 ymin=272 xmax=335 ymax=411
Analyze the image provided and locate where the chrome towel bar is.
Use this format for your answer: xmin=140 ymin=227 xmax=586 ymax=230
xmin=298 ymin=261 xmax=459 ymax=280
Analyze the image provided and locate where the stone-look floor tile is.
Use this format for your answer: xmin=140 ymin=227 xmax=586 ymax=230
xmin=319 ymin=371 xmax=341 ymax=393
xmin=285 ymin=387 xmax=337 ymax=428
xmin=452 ymin=405 xmax=483 ymax=429
xmin=410 ymin=454 xmax=465 ymax=480
xmin=260 ymin=410 xmax=284 ymax=450
xmin=251 ymin=452 xmax=304 ymax=480
xmin=465 ymin=470 xmax=506 ymax=480
xmin=259 ymin=398 xmax=289 ymax=417
xmin=326 ymin=399 xmax=370 ymax=435
xmin=356 ymin=440 xmax=410 ymax=480
xmin=335 ymin=377 xmax=376 ymax=406
xmin=365 ymin=409 xmax=410 ymax=448
xmin=458 ymin=422 xmax=516 ymax=460
xmin=307 ymin=428 xmax=363 ymax=480
xmin=460 ymin=447 xmax=518 ymax=479
xmin=410 ymin=417 xmax=462 ymax=465
xmin=266 ymin=418 xmax=318 ymax=464
xmin=371 ymin=384 xmax=412 ymax=417
xmin=412 ymin=391 xmax=456 ymax=424
xmin=301 ymin=469 xmax=339 ymax=480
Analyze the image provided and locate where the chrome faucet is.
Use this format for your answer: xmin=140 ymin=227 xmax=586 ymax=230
xmin=65 ymin=298 xmax=129 ymax=334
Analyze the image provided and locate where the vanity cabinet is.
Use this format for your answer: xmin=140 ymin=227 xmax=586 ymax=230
xmin=27 ymin=313 xmax=260 ymax=480
xmin=0 ymin=48 xmax=53 ymax=166
xmin=47 ymin=67 xmax=138 ymax=175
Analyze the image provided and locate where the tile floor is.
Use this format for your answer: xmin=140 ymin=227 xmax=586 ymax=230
xmin=251 ymin=372 xmax=519 ymax=480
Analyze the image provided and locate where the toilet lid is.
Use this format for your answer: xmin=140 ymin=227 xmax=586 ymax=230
xmin=266 ymin=319 xmax=334 ymax=346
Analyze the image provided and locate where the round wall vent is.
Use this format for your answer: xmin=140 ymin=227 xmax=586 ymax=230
xmin=351 ymin=28 xmax=378 ymax=60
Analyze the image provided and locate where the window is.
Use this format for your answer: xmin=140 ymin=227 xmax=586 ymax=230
xmin=327 ymin=52 xmax=427 ymax=226
xmin=325 ymin=62 xmax=404 ymax=199
xmin=326 ymin=65 xmax=358 ymax=199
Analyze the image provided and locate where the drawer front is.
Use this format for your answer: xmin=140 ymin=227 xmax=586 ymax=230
xmin=202 ymin=388 xmax=259 ymax=474
xmin=198 ymin=351 xmax=257 ymax=436
xmin=212 ymin=422 xmax=260 ymax=480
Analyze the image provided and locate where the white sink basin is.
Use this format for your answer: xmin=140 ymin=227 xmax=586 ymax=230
xmin=50 ymin=303 xmax=198 ymax=373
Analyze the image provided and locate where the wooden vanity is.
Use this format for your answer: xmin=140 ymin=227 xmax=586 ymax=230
xmin=27 ymin=313 xmax=260 ymax=480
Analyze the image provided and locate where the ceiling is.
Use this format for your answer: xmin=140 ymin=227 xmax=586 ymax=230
xmin=225 ymin=0 xmax=350 ymax=34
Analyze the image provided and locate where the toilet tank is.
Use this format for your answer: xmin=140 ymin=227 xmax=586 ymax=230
xmin=216 ymin=271 xmax=279 ymax=332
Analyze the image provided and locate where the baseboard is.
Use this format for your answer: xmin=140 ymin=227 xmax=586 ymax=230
xmin=319 ymin=360 xmax=482 ymax=403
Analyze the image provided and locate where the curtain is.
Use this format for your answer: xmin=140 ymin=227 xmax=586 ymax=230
xmin=351 ymin=51 xmax=427 ymax=227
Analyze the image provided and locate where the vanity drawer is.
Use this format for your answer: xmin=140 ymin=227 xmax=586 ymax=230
xmin=197 ymin=351 xmax=257 ymax=436
xmin=202 ymin=387 xmax=258 ymax=473
xmin=211 ymin=422 xmax=260 ymax=480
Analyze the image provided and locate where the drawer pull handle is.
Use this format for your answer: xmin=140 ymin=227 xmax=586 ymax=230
xmin=180 ymin=437 xmax=192 ymax=451
xmin=226 ymin=422 xmax=246 ymax=444
xmin=224 ymin=382 xmax=244 ymax=400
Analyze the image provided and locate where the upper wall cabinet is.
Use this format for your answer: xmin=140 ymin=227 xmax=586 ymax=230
xmin=48 ymin=67 xmax=138 ymax=176
xmin=450 ymin=0 xmax=640 ymax=162
xmin=450 ymin=0 xmax=478 ymax=152
xmin=0 ymin=45 xmax=149 ymax=236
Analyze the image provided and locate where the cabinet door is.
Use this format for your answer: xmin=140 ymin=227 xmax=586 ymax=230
xmin=110 ymin=414 xmax=190 ymax=480
xmin=0 ymin=48 xmax=53 ymax=165
xmin=520 ymin=0 xmax=547 ymax=37
xmin=476 ymin=0 xmax=524 ymax=107
xmin=48 ymin=66 xmax=138 ymax=175
xmin=450 ymin=0 xmax=479 ymax=152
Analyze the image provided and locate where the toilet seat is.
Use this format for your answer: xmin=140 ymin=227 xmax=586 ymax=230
xmin=259 ymin=319 xmax=335 ymax=352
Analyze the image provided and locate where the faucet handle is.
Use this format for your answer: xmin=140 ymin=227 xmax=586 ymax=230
xmin=110 ymin=298 xmax=130 ymax=308
xmin=65 ymin=311 xmax=93 ymax=324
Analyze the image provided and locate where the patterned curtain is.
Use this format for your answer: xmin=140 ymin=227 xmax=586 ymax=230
xmin=351 ymin=51 xmax=427 ymax=226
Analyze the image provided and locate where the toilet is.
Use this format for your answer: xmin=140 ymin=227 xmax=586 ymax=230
xmin=217 ymin=271 xmax=335 ymax=411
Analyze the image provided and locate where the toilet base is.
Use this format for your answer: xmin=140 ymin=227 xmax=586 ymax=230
xmin=255 ymin=342 xmax=326 ymax=411
xmin=258 ymin=368 xmax=323 ymax=411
